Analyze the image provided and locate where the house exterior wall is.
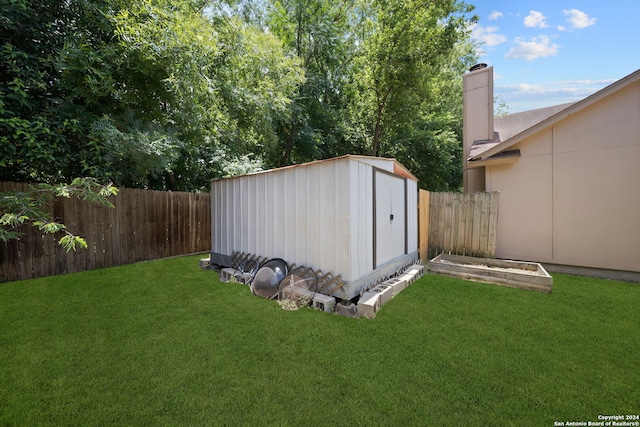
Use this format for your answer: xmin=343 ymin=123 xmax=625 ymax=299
xmin=486 ymin=81 xmax=640 ymax=272
xmin=486 ymin=130 xmax=554 ymax=262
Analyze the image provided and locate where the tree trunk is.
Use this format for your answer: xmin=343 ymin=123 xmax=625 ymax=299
xmin=372 ymin=89 xmax=391 ymax=157
xmin=280 ymin=124 xmax=297 ymax=166
xmin=372 ymin=112 xmax=382 ymax=157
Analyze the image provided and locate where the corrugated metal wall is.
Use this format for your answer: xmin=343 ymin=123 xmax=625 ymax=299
xmin=348 ymin=160 xmax=374 ymax=282
xmin=211 ymin=156 xmax=419 ymax=286
xmin=212 ymin=158 xmax=356 ymax=280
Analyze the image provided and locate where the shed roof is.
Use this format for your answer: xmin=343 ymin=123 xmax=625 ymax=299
xmin=211 ymin=154 xmax=419 ymax=182
xmin=469 ymin=68 xmax=640 ymax=163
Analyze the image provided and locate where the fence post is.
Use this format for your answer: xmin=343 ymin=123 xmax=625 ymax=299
xmin=418 ymin=190 xmax=430 ymax=262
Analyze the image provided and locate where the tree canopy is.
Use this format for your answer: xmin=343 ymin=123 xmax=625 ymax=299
xmin=0 ymin=178 xmax=118 ymax=250
xmin=1 ymin=0 xmax=477 ymax=192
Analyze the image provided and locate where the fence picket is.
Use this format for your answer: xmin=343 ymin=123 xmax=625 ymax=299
xmin=471 ymin=192 xmax=483 ymax=255
xmin=488 ymin=192 xmax=500 ymax=257
xmin=463 ymin=194 xmax=475 ymax=255
xmin=422 ymin=191 xmax=499 ymax=260
xmin=0 ymin=183 xmax=211 ymax=283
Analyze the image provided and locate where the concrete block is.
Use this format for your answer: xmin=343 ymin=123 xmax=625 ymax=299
xmin=220 ymin=267 xmax=254 ymax=284
xmin=385 ymin=277 xmax=407 ymax=296
xmin=220 ymin=267 xmax=235 ymax=282
xmin=199 ymin=258 xmax=210 ymax=269
xmin=406 ymin=264 xmax=424 ymax=276
xmin=370 ymin=284 xmax=393 ymax=305
xmin=357 ymin=291 xmax=381 ymax=318
xmin=398 ymin=273 xmax=413 ymax=286
xmin=312 ymin=293 xmax=336 ymax=313
xmin=400 ymin=266 xmax=424 ymax=286
xmin=235 ymin=271 xmax=254 ymax=284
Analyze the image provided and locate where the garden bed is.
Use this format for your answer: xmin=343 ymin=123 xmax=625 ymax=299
xmin=428 ymin=253 xmax=553 ymax=292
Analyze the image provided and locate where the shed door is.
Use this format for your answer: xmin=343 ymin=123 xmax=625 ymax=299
xmin=374 ymin=169 xmax=407 ymax=268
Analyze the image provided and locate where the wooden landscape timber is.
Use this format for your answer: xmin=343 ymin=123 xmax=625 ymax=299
xmin=428 ymin=253 xmax=553 ymax=293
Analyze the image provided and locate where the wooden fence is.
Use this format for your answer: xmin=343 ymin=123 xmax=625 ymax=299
xmin=422 ymin=191 xmax=500 ymax=260
xmin=0 ymin=182 xmax=210 ymax=283
xmin=2 ymin=182 xmax=498 ymax=282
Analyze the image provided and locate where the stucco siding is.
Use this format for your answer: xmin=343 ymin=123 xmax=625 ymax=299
xmin=554 ymin=83 xmax=640 ymax=153
xmin=487 ymin=80 xmax=640 ymax=272
xmin=463 ymin=66 xmax=494 ymax=192
xmin=554 ymin=144 xmax=640 ymax=271
xmin=520 ymin=128 xmax=553 ymax=157
xmin=488 ymin=142 xmax=554 ymax=263
xmin=552 ymin=82 xmax=640 ymax=271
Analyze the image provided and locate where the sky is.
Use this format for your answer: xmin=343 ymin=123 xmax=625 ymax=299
xmin=469 ymin=1 xmax=640 ymax=112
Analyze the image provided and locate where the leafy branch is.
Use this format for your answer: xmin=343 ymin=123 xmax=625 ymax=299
xmin=0 ymin=178 xmax=118 ymax=252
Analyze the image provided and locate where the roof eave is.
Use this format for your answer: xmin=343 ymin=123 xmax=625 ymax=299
xmin=211 ymin=154 xmax=419 ymax=182
xmin=468 ymin=150 xmax=521 ymax=168
xmin=471 ymin=68 xmax=640 ymax=161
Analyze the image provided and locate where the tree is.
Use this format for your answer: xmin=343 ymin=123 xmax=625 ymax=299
xmin=494 ymin=95 xmax=510 ymax=117
xmin=109 ymin=1 xmax=304 ymax=187
xmin=384 ymin=40 xmax=478 ymax=191
xmin=0 ymin=178 xmax=118 ymax=251
xmin=211 ymin=12 xmax=305 ymax=174
xmin=1 ymin=0 xmax=304 ymax=190
xmin=0 ymin=0 xmax=182 ymax=186
xmin=348 ymin=0 xmax=477 ymax=157
xmin=0 ymin=0 xmax=110 ymax=183
xmin=266 ymin=0 xmax=356 ymax=166
xmin=1 ymin=0 xmax=476 ymax=192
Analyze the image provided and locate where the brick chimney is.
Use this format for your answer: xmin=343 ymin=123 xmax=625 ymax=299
xmin=463 ymin=64 xmax=494 ymax=193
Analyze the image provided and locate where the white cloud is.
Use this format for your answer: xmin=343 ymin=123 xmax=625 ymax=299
xmin=499 ymin=84 xmax=595 ymax=97
xmin=470 ymin=24 xmax=508 ymax=47
xmin=499 ymin=83 xmax=548 ymax=95
xmin=523 ymin=10 xmax=548 ymax=28
xmin=488 ymin=11 xmax=503 ymax=21
xmin=499 ymin=79 xmax=616 ymax=96
xmin=496 ymin=78 xmax=614 ymax=112
xmin=504 ymin=36 xmax=559 ymax=61
xmin=563 ymin=9 xmax=597 ymax=29
xmin=551 ymin=78 xmax=617 ymax=86
xmin=557 ymin=25 xmax=566 ymax=31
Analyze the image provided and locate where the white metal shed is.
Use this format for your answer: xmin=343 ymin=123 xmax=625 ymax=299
xmin=210 ymin=155 xmax=419 ymax=300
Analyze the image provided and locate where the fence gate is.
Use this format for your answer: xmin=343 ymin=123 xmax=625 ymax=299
xmin=419 ymin=191 xmax=499 ymax=260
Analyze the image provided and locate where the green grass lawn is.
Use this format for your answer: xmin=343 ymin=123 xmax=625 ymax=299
xmin=1 ymin=255 xmax=638 ymax=426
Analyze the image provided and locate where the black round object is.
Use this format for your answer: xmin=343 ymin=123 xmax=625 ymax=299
xmin=469 ymin=63 xmax=488 ymax=72
xmin=251 ymin=258 xmax=288 ymax=299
